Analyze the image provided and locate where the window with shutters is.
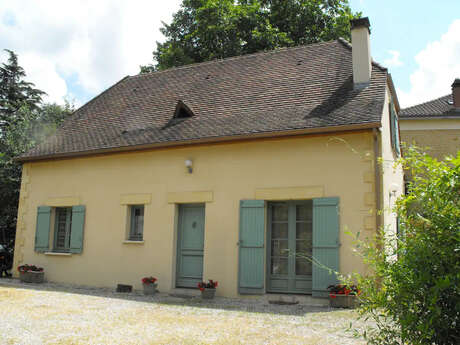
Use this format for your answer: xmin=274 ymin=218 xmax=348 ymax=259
xmin=128 ymin=205 xmax=144 ymax=241
xmin=53 ymin=207 xmax=72 ymax=252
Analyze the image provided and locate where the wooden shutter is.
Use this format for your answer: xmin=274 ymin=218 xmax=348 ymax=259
xmin=238 ymin=200 xmax=265 ymax=294
xmin=70 ymin=205 xmax=85 ymax=254
xmin=312 ymin=198 xmax=340 ymax=297
xmin=35 ymin=206 xmax=51 ymax=252
xmin=390 ymin=104 xmax=401 ymax=156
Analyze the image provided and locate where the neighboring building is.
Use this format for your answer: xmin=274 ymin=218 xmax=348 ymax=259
xmin=13 ymin=18 xmax=403 ymax=300
xmin=399 ymin=79 xmax=460 ymax=161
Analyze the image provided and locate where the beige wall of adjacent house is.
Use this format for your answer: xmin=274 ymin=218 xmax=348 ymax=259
xmin=400 ymin=119 xmax=460 ymax=161
xmin=13 ymin=132 xmax=380 ymax=298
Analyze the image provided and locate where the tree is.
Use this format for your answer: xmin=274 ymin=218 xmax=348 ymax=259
xmin=140 ymin=0 xmax=359 ymax=72
xmin=351 ymin=147 xmax=460 ymax=345
xmin=0 ymin=50 xmax=45 ymax=130
xmin=0 ymin=50 xmax=73 ymax=245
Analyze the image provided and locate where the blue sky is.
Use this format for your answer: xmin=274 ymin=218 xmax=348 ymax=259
xmin=1 ymin=0 xmax=459 ymax=108
xmin=350 ymin=0 xmax=460 ymax=102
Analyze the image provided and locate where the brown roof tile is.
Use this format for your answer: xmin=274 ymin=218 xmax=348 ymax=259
xmin=21 ymin=39 xmax=388 ymax=160
xmin=400 ymin=94 xmax=460 ymax=118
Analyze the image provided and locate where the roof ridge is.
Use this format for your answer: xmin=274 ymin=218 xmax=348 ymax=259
xmin=337 ymin=37 xmax=387 ymax=72
xmin=70 ymin=75 xmax=131 ymax=118
xmin=130 ymin=40 xmax=342 ymax=80
xmin=401 ymin=94 xmax=451 ymax=112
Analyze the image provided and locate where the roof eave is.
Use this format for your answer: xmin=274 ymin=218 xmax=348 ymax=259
xmin=17 ymin=122 xmax=381 ymax=163
xmin=399 ymin=114 xmax=460 ymax=120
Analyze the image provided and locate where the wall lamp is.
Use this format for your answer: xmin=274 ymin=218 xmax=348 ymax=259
xmin=185 ymin=159 xmax=193 ymax=173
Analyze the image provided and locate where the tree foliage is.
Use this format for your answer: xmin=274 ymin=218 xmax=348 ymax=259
xmin=350 ymin=147 xmax=460 ymax=345
xmin=0 ymin=50 xmax=73 ymax=244
xmin=141 ymin=0 xmax=359 ymax=72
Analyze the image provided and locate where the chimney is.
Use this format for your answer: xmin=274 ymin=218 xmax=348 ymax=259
xmin=350 ymin=17 xmax=372 ymax=88
xmin=452 ymin=78 xmax=460 ymax=108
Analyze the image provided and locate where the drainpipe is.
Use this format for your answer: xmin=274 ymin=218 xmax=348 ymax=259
xmin=373 ymin=128 xmax=381 ymax=232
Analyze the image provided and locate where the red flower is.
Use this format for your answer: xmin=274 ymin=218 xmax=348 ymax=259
xmin=142 ymin=276 xmax=157 ymax=284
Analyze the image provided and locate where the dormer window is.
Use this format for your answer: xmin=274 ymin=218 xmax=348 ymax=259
xmin=162 ymin=100 xmax=194 ymax=130
xmin=174 ymin=100 xmax=194 ymax=119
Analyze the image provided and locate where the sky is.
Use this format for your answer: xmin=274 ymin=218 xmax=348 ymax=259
xmin=0 ymin=0 xmax=459 ymax=109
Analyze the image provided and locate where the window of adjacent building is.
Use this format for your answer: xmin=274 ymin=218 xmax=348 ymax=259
xmin=53 ymin=207 xmax=72 ymax=252
xmin=129 ymin=205 xmax=144 ymax=241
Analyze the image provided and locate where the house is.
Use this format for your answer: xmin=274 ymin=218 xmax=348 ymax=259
xmin=399 ymin=79 xmax=460 ymax=161
xmin=12 ymin=17 xmax=403 ymax=299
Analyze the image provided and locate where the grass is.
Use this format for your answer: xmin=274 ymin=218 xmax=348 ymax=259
xmin=0 ymin=283 xmax=367 ymax=345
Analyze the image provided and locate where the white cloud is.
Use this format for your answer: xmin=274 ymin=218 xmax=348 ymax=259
xmin=398 ymin=19 xmax=460 ymax=108
xmin=384 ymin=50 xmax=403 ymax=68
xmin=0 ymin=0 xmax=182 ymax=105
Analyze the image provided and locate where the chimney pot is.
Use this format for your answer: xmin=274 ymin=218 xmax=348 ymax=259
xmin=350 ymin=17 xmax=371 ymax=32
xmin=350 ymin=17 xmax=372 ymax=89
xmin=451 ymin=78 xmax=460 ymax=108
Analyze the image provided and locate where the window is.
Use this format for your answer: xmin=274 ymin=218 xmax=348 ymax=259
xmin=129 ymin=205 xmax=144 ymax=241
xmin=53 ymin=207 xmax=72 ymax=252
xmin=35 ymin=205 xmax=85 ymax=254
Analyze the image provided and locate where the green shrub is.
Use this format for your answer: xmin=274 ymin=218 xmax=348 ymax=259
xmin=351 ymin=147 xmax=460 ymax=345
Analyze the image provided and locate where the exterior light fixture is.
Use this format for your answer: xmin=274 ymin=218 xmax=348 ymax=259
xmin=185 ymin=159 xmax=193 ymax=173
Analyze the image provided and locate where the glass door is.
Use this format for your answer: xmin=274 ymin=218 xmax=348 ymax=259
xmin=267 ymin=201 xmax=313 ymax=294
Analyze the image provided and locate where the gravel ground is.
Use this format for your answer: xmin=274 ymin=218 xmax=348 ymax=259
xmin=0 ymin=279 xmax=368 ymax=345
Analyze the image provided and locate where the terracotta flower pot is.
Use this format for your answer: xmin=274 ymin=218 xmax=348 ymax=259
xmin=142 ymin=283 xmax=158 ymax=295
xmin=201 ymin=288 xmax=216 ymax=299
xmin=19 ymin=270 xmax=44 ymax=283
xmin=329 ymin=294 xmax=359 ymax=308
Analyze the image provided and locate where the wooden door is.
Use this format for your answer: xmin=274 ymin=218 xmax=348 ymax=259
xmin=176 ymin=204 xmax=205 ymax=288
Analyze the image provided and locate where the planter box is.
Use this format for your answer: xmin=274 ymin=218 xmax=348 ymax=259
xmin=201 ymin=288 xmax=216 ymax=300
xmin=19 ymin=271 xmax=44 ymax=284
xmin=142 ymin=283 xmax=158 ymax=295
xmin=329 ymin=294 xmax=359 ymax=309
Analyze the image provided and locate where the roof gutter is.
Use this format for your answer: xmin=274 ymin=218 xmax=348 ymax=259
xmin=399 ymin=115 xmax=460 ymax=120
xmin=17 ymin=122 xmax=381 ymax=163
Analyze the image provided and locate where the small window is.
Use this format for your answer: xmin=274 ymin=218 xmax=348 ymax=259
xmin=129 ymin=205 xmax=144 ymax=241
xmin=54 ymin=207 xmax=72 ymax=252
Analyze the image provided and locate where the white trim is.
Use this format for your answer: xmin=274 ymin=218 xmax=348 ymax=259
xmin=44 ymin=252 xmax=72 ymax=256
xmin=399 ymin=118 xmax=460 ymax=130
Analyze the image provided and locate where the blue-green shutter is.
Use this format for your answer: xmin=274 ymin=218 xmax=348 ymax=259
xmin=312 ymin=198 xmax=340 ymax=297
xmin=70 ymin=205 xmax=85 ymax=253
xmin=238 ymin=200 xmax=265 ymax=294
xmin=35 ymin=206 xmax=51 ymax=252
xmin=390 ymin=104 xmax=401 ymax=156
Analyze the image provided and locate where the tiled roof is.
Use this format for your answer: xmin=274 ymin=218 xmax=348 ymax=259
xmin=400 ymin=94 xmax=460 ymax=118
xmin=21 ymin=39 xmax=388 ymax=161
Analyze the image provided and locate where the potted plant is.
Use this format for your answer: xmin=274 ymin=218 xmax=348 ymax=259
xmin=18 ymin=264 xmax=44 ymax=283
xmin=328 ymin=284 xmax=360 ymax=308
xmin=141 ymin=276 xmax=158 ymax=295
xmin=198 ymin=279 xmax=218 ymax=299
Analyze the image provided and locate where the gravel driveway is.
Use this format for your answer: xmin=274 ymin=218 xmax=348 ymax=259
xmin=0 ymin=279 xmax=367 ymax=345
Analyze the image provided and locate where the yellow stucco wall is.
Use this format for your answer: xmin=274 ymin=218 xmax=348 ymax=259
xmin=380 ymin=89 xmax=404 ymax=239
xmin=13 ymin=132 xmax=380 ymax=298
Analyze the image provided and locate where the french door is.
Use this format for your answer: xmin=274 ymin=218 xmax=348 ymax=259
xmin=267 ymin=201 xmax=313 ymax=294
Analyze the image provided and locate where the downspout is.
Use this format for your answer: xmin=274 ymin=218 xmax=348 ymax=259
xmin=373 ymin=128 xmax=382 ymax=232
